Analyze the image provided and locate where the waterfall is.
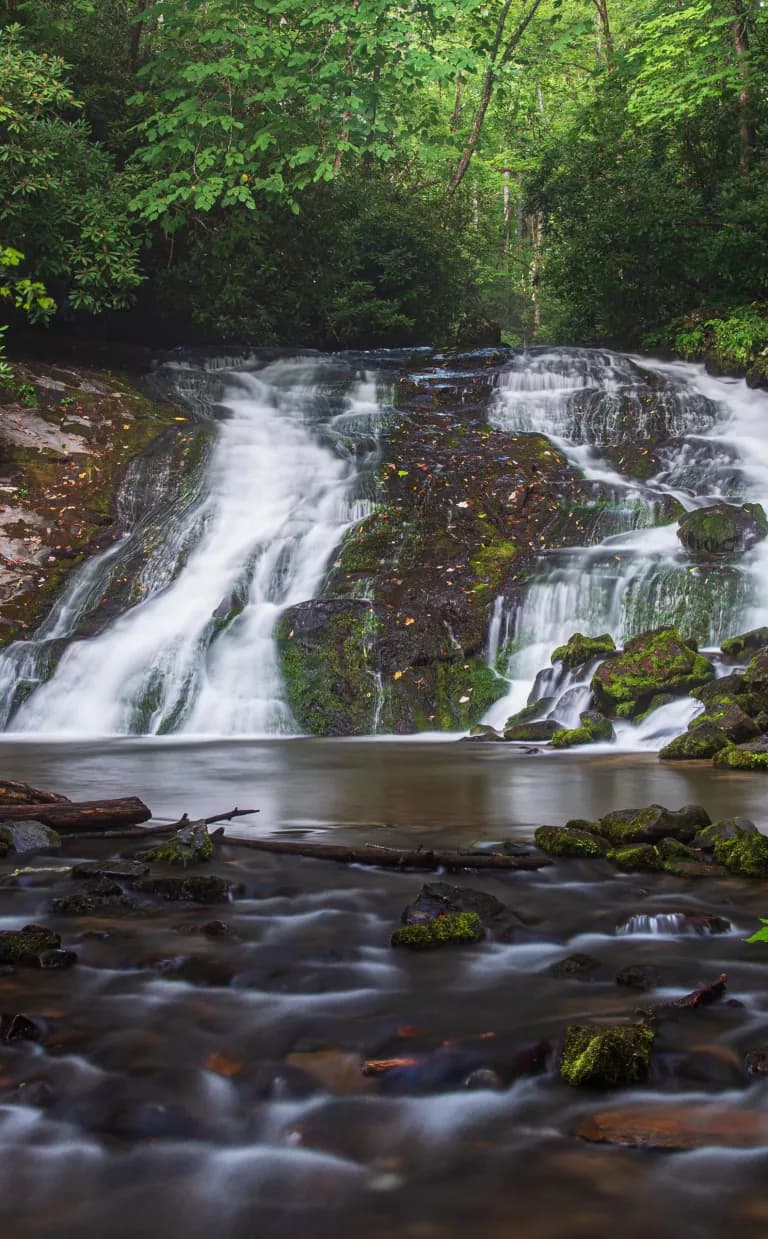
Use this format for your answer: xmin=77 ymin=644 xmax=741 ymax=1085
xmin=484 ymin=348 xmax=768 ymax=739
xmin=1 ymin=356 xmax=387 ymax=735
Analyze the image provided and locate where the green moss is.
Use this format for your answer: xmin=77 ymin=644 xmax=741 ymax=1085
xmin=551 ymin=712 xmax=613 ymax=748
xmin=721 ymin=627 xmax=768 ymax=658
xmin=560 ymin=1023 xmax=654 ymax=1087
xmin=504 ymin=697 xmax=555 ymax=728
xmin=591 ymin=627 xmax=714 ymax=719
xmin=468 ymin=538 xmax=517 ymax=592
xmin=656 ymin=837 xmax=694 ymax=859
xmin=534 ymin=825 xmax=608 ymax=857
xmin=659 ymin=723 xmax=731 ymax=760
xmin=677 ymin=502 xmax=768 ymax=556
xmin=607 ymin=844 xmax=663 ymax=872
xmin=0 ymin=924 xmax=60 ymax=964
xmin=633 ymin=693 xmax=675 ymax=725
xmin=503 ymin=720 xmax=560 ymax=741
xmin=713 ymin=745 xmax=768 ymax=771
xmin=145 ymin=831 xmax=213 ymax=866
xmin=391 ymin=911 xmax=482 ymax=949
xmin=713 ymin=834 xmax=768 ymax=876
xmin=551 ymin=632 xmax=615 ymax=672
xmin=276 ymin=605 xmax=381 ymax=735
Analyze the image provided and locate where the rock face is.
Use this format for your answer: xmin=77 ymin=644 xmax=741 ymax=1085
xmin=591 ymin=626 xmax=713 ymax=719
xmin=677 ymin=501 xmax=768 ymax=556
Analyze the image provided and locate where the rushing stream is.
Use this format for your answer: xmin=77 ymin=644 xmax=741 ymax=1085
xmin=1 ymin=346 xmax=767 ymax=743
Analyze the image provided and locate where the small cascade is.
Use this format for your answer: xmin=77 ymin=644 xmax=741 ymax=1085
xmin=2 ymin=356 xmax=388 ymax=735
xmin=485 ymin=347 xmax=768 ymax=745
xmin=616 ymin=912 xmax=725 ymax=936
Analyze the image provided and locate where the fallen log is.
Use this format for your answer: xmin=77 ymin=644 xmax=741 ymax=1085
xmin=0 ymin=797 xmax=151 ymax=831
xmin=67 ymin=807 xmax=259 ymax=841
xmin=0 ymin=780 xmax=69 ymax=806
xmin=219 ymin=837 xmax=551 ymax=872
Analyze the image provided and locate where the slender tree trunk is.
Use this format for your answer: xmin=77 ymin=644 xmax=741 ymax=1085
xmin=448 ymin=0 xmax=544 ymax=195
xmin=503 ymin=169 xmax=512 ymax=260
xmin=730 ymin=0 xmax=754 ymax=172
xmin=531 ymin=210 xmax=543 ymax=340
xmin=129 ymin=0 xmax=149 ymax=73
xmin=449 ymin=74 xmax=463 ymax=133
xmin=334 ymin=0 xmax=360 ymax=173
xmin=592 ymin=0 xmax=614 ymax=62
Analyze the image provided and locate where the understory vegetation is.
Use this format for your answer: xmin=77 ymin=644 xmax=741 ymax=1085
xmin=0 ymin=1 xmax=766 ymax=360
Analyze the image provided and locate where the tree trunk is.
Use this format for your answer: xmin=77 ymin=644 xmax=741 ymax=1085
xmin=0 ymin=797 xmax=151 ymax=831
xmin=592 ymin=0 xmax=614 ymax=62
xmin=730 ymin=1 xmax=754 ymax=172
xmin=219 ymin=835 xmax=552 ymax=872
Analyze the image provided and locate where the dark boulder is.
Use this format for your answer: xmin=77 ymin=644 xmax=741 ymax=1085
xmin=677 ymin=502 xmax=768 ymax=556
xmin=591 ymin=627 xmax=713 ymax=719
xmin=721 ymin=627 xmax=768 ymax=659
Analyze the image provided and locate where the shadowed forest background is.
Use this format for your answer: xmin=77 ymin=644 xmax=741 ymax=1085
xmin=1 ymin=0 xmax=767 ymax=373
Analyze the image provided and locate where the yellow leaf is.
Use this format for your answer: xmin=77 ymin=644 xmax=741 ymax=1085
xmin=393 ymin=670 xmax=404 ymax=681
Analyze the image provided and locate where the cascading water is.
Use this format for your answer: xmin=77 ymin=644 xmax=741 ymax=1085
xmin=0 ymin=356 xmax=387 ymax=735
xmin=483 ymin=348 xmax=768 ymax=745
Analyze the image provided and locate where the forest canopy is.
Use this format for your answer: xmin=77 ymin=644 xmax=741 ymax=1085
xmin=1 ymin=0 xmax=766 ymax=362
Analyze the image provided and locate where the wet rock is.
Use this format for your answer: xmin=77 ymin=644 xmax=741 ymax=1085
xmin=694 ymin=700 xmax=760 ymax=743
xmin=693 ymin=672 xmax=747 ymax=702
xmin=401 ymin=881 xmax=508 ymax=927
xmin=656 ymin=837 xmax=694 ymax=859
xmin=713 ymin=833 xmax=768 ymax=876
xmin=721 ymin=627 xmax=768 ymax=659
xmin=551 ymin=710 xmax=614 ymax=748
xmin=607 ymin=843 xmax=663 ymax=872
xmin=50 ymin=880 xmax=138 ymax=915
xmin=503 ymin=697 xmax=556 ymax=729
xmin=0 ymin=1012 xmax=45 ymax=1044
xmin=713 ymin=739 xmax=768 ymax=771
xmin=201 ymin=920 xmax=235 ymax=938
xmin=653 ymin=972 xmax=727 ymax=1011
xmin=550 ymin=632 xmax=616 ymax=672
xmin=677 ymin=501 xmax=768 ymax=556
xmin=0 ymin=820 xmax=61 ymax=856
xmin=576 ymin=1103 xmax=768 ymax=1150
xmin=615 ymin=964 xmax=660 ymax=991
xmin=391 ymin=911 xmax=482 ymax=949
xmin=591 ymin=627 xmax=714 ymax=719
xmin=503 ymin=719 xmax=562 ymax=742
xmin=662 ymin=859 xmax=729 ymax=878
xmin=550 ymin=953 xmax=603 ymax=979
xmin=152 ymin=954 xmax=238 ymax=987
xmin=71 ymin=859 xmax=150 ymax=882
xmin=142 ymin=820 xmax=213 ymax=866
xmin=37 ymin=948 xmax=77 ymax=970
xmin=5 ymin=1080 xmax=56 ymax=1108
xmin=659 ymin=722 xmax=731 ymax=761
xmin=657 ymin=1046 xmax=744 ymax=1091
xmin=693 ymin=817 xmax=758 ymax=848
xmin=463 ymin=725 xmax=505 ymax=742
xmin=560 ymin=1023 xmax=654 ymax=1087
xmin=615 ymin=910 xmax=730 ymax=935
xmin=134 ymin=875 xmax=233 ymax=903
xmin=598 ymin=802 xmax=710 ymax=845
xmin=285 ymin=1049 xmax=377 ymax=1096
xmin=744 ymin=1048 xmax=768 ymax=1075
xmin=534 ymin=825 xmax=609 ymax=858
xmin=0 ymin=780 xmax=68 ymax=805
xmin=463 ymin=1067 xmax=503 ymax=1090
xmin=0 ymin=924 xmax=60 ymax=965
xmin=742 ymin=647 xmax=768 ymax=690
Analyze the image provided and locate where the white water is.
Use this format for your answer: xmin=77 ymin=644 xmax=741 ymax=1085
xmin=7 ymin=357 xmax=385 ymax=736
xmin=483 ymin=349 xmax=768 ymax=746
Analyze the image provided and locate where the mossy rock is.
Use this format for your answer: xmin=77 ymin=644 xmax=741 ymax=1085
xmin=591 ymin=627 xmax=714 ymax=719
xmin=656 ymin=837 xmax=694 ymax=859
xmin=713 ymin=834 xmax=768 ymax=877
xmin=0 ymin=923 xmax=61 ymax=964
xmin=144 ymin=820 xmax=213 ymax=866
xmin=534 ymin=825 xmax=608 ymax=858
xmin=504 ymin=719 xmax=561 ymax=742
xmin=0 ymin=820 xmax=61 ymax=856
xmin=607 ymin=844 xmax=663 ymax=872
xmin=693 ymin=673 xmax=747 ymax=704
xmin=662 ymin=859 xmax=729 ymax=878
xmin=551 ymin=710 xmax=614 ymax=749
xmin=391 ymin=911 xmax=483 ymax=949
xmin=659 ymin=722 xmax=731 ymax=761
xmin=598 ymin=803 xmax=709 ymax=845
xmin=742 ymin=649 xmax=768 ymax=690
xmin=694 ymin=817 xmax=758 ymax=849
xmin=713 ymin=742 xmax=768 ymax=771
xmin=721 ymin=628 xmax=768 ymax=659
xmin=551 ymin=632 xmax=616 ymax=673
xmin=694 ymin=701 xmax=759 ymax=743
xmin=677 ymin=502 xmax=768 ymax=556
xmin=504 ymin=698 xmax=556 ymax=729
xmin=134 ymin=875 xmax=232 ymax=903
xmin=560 ymin=1023 xmax=654 ymax=1087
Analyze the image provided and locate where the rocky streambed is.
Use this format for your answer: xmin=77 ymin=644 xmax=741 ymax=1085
xmin=2 ymin=776 xmax=768 ymax=1238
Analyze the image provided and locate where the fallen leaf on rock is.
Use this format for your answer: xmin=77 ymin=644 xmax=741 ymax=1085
xmin=204 ymin=1051 xmax=244 ymax=1078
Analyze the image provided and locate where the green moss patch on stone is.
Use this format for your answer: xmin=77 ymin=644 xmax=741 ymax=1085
xmin=534 ymin=825 xmax=608 ymax=858
xmin=144 ymin=821 xmax=213 ymax=866
xmin=721 ymin=627 xmax=768 ymax=659
xmin=659 ymin=722 xmax=731 ymax=761
xmin=551 ymin=632 xmax=616 ymax=672
xmin=551 ymin=711 xmax=614 ymax=749
xmin=504 ymin=719 xmax=561 ymax=741
xmin=560 ymin=1023 xmax=654 ymax=1087
xmin=391 ymin=911 xmax=483 ymax=949
xmin=677 ymin=502 xmax=768 ymax=556
xmin=607 ymin=844 xmax=663 ymax=872
xmin=597 ymin=803 xmax=709 ymax=845
xmin=0 ymin=923 xmax=60 ymax=965
xmin=713 ymin=834 xmax=768 ymax=876
xmin=713 ymin=744 xmax=768 ymax=771
xmin=591 ymin=627 xmax=714 ymax=720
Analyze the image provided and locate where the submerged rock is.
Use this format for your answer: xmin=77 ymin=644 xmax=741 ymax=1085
xmin=576 ymin=1103 xmax=768 ymax=1150
xmin=615 ymin=964 xmax=660 ymax=991
xmin=0 ymin=820 xmax=61 ymax=856
xmin=534 ymin=825 xmax=609 ymax=858
xmin=677 ymin=501 xmax=768 ymax=556
xmin=391 ymin=911 xmax=483 ymax=949
xmin=0 ymin=924 xmax=60 ymax=965
xmin=550 ymin=632 xmax=616 ymax=672
xmin=71 ymin=859 xmax=150 ymax=882
xmin=134 ymin=875 xmax=233 ymax=904
xmin=591 ymin=627 xmax=713 ymax=719
xmin=560 ymin=1023 xmax=654 ymax=1087
xmin=550 ymin=953 xmax=603 ymax=979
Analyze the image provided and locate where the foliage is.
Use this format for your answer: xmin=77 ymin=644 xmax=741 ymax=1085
xmin=745 ymin=917 xmax=768 ymax=944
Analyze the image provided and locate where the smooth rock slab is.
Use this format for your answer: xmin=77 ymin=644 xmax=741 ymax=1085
xmin=576 ymin=1104 xmax=768 ymax=1150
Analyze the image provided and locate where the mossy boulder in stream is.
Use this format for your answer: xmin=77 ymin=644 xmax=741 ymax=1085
xmin=659 ymin=722 xmax=731 ymax=761
xmin=144 ymin=820 xmax=213 ymax=866
xmin=591 ymin=627 xmax=714 ymax=719
xmin=560 ymin=1023 xmax=654 ymax=1087
xmin=0 ymin=924 xmax=61 ymax=965
xmin=534 ymin=825 xmax=609 ymax=858
xmin=607 ymin=844 xmax=664 ymax=872
xmin=504 ymin=719 xmax=561 ymax=742
xmin=0 ymin=820 xmax=61 ymax=856
xmin=721 ymin=627 xmax=768 ymax=659
xmin=551 ymin=710 xmax=614 ymax=748
xmin=677 ymin=502 xmax=768 ymax=556
xmin=391 ymin=911 xmax=483 ymax=949
xmin=597 ymin=803 xmax=709 ymax=845
xmin=713 ymin=834 xmax=768 ymax=877
xmin=551 ymin=632 xmax=616 ymax=672
xmin=713 ymin=740 xmax=768 ymax=771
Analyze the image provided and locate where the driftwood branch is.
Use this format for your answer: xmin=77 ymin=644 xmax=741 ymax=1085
xmin=218 ymin=836 xmax=550 ymax=872
xmin=67 ymin=807 xmax=259 ymax=841
xmin=0 ymin=797 xmax=151 ymax=831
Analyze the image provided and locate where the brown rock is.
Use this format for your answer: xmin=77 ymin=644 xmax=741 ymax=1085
xmin=576 ymin=1104 xmax=768 ymax=1150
